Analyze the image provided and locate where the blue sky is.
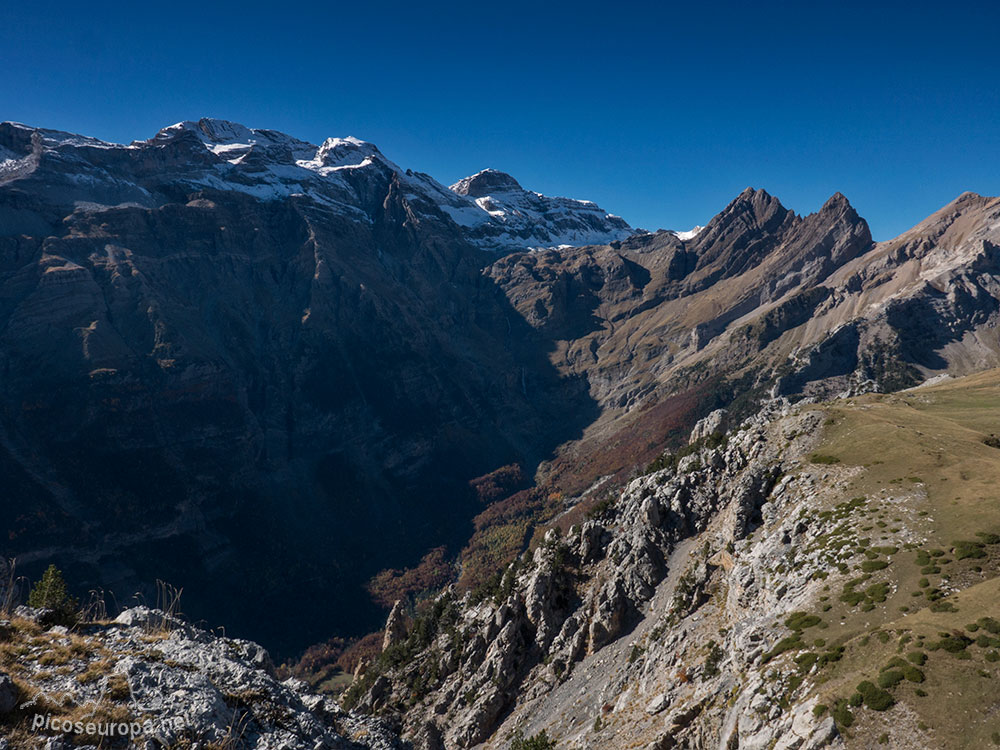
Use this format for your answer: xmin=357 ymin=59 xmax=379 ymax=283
xmin=2 ymin=0 xmax=998 ymax=239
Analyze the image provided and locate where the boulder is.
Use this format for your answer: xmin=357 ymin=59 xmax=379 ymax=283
xmin=0 ymin=673 xmax=18 ymax=713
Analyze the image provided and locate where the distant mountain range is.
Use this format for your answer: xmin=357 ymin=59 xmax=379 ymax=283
xmin=2 ymin=117 xmax=999 ymax=662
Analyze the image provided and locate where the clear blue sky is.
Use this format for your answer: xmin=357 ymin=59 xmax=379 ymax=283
xmin=2 ymin=0 xmax=999 ymax=239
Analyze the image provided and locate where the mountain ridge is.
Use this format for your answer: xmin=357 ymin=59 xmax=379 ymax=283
xmin=0 ymin=118 xmax=635 ymax=252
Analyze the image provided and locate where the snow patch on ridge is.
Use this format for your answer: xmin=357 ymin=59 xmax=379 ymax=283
xmin=673 ymin=225 xmax=704 ymax=241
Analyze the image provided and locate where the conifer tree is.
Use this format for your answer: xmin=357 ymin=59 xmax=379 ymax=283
xmin=28 ymin=564 xmax=77 ymax=625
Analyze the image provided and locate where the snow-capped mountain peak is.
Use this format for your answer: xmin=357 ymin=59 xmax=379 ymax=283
xmin=450 ymin=168 xmax=524 ymax=197
xmin=448 ymin=168 xmax=633 ymax=250
xmin=150 ymin=118 xmax=317 ymax=161
xmin=1 ymin=118 xmax=635 ymax=252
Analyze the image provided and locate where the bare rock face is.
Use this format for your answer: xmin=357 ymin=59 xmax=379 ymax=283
xmin=352 ymin=400 xmax=852 ymax=749
xmin=689 ymin=408 xmax=728 ymax=443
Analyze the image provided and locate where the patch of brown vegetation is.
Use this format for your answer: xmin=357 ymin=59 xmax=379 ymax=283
xmin=469 ymin=463 xmax=528 ymax=505
xmin=290 ymin=630 xmax=384 ymax=692
xmin=366 ymin=547 xmax=454 ymax=610
xmin=543 ymin=383 xmax=709 ymax=496
xmin=457 ymin=487 xmax=554 ymax=592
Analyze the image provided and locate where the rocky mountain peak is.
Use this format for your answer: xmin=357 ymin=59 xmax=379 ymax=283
xmin=822 ymin=190 xmax=850 ymax=207
xmin=149 ymin=118 xmax=318 ymax=161
xmin=719 ymin=187 xmax=790 ymax=225
xmin=315 ymin=136 xmax=384 ymax=168
xmin=450 ymin=168 xmax=524 ymax=197
xmin=446 ymin=167 xmax=633 ymax=249
xmin=678 ymin=187 xmax=796 ymax=280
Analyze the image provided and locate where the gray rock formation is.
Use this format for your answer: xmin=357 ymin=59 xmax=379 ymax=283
xmin=382 ymin=601 xmax=408 ymax=652
xmin=3 ymin=606 xmax=401 ymax=749
xmin=353 ymin=400 xmax=847 ymax=748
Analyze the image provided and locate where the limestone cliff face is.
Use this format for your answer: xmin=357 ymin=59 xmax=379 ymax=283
xmin=353 ymin=402 xmax=822 ymax=748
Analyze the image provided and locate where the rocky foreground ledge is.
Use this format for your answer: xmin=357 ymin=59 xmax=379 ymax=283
xmin=0 ymin=606 xmax=402 ymax=749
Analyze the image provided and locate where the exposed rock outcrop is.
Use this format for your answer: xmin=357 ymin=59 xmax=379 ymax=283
xmin=0 ymin=606 xmax=401 ymax=749
xmin=355 ymin=400 xmax=849 ymax=749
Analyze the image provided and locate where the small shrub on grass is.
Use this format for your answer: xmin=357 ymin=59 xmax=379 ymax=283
xmin=763 ymin=635 xmax=805 ymax=663
xmin=979 ymin=617 xmax=1000 ymax=634
xmin=953 ymin=540 xmax=987 ymax=560
xmin=856 ymin=680 xmax=895 ymax=711
xmin=866 ymin=583 xmax=889 ymax=603
xmin=877 ymin=670 xmax=905 ymax=689
xmin=861 ymin=560 xmax=889 ymax=572
xmin=907 ymin=651 xmax=927 ymax=666
xmin=809 ymin=452 xmax=841 ymax=465
xmin=841 ymin=589 xmax=865 ymax=606
xmin=927 ymin=634 xmax=973 ymax=654
xmin=795 ymin=652 xmax=818 ymax=672
xmin=881 ymin=657 xmax=908 ymax=671
xmin=832 ymin=698 xmax=854 ymax=728
xmin=510 ymin=730 xmax=556 ymax=750
xmin=785 ymin=612 xmax=822 ymax=631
